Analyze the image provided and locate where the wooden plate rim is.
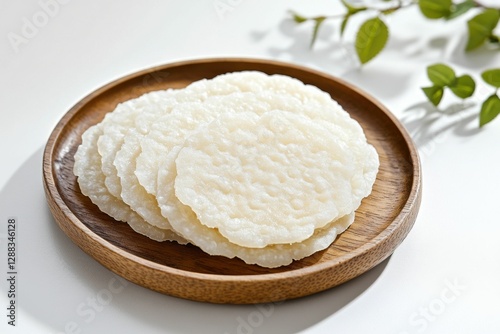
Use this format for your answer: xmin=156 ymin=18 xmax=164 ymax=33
xmin=43 ymin=57 xmax=421 ymax=284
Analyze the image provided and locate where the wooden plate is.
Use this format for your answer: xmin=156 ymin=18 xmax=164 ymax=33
xmin=43 ymin=58 xmax=421 ymax=304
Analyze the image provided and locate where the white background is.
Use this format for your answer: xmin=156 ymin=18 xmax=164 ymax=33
xmin=1 ymin=0 xmax=500 ymax=333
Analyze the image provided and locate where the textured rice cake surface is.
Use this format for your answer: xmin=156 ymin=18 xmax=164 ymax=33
xmin=157 ymin=144 xmax=356 ymax=267
xmin=137 ymin=92 xmax=275 ymax=196
xmin=97 ymin=90 xmax=176 ymax=198
xmin=139 ymin=86 xmax=377 ymax=210
xmin=135 ymin=70 xmax=350 ymax=196
xmin=171 ymin=110 xmax=378 ymax=247
xmin=73 ymin=123 xmax=186 ymax=243
xmin=114 ymin=129 xmax=173 ymax=230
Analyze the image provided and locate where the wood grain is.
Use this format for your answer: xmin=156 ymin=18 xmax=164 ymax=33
xmin=42 ymin=58 xmax=422 ymax=304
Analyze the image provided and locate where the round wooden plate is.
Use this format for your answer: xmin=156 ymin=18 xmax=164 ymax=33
xmin=43 ymin=58 xmax=421 ymax=304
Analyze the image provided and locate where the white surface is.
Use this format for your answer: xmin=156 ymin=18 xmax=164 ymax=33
xmin=1 ymin=1 xmax=499 ymax=333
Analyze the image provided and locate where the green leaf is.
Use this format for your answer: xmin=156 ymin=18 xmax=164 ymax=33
xmin=355 ymin=17 xmax=389 ymax=64
xmin=479 ymin=94 xmax=500 ymax=127
xmin=422 ymin=86 xmax=444 ymax=106
xmin=310 ymin=17 xmax=326 ymax=49
xmin=290 ymin=11 xmax=308 ymax=24
xmin=466 ymin=9 xmax=500 ymax=51
xmin=446 ymin=0 xmax=476 ymax=20
xmin=449 ymin=74 xmax=476 ymax=99
xmin=427 ymin=63 xmax=457 ymax=87
xmin=481 ymin=69 xmax=500 ymax=88
xmin=341 ymin=0 xmax=367 ymax=15
xmin=340 ymin=15 xmax=350 ymax=38
xmin=418 ymin=0 xmax=452 ymax=19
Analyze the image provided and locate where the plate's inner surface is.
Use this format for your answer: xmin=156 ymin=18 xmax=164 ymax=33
xmin=52 ymin=61 xmax=414 ymax=276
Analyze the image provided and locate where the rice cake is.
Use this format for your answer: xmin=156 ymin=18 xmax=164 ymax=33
xmin=157 ymin=144 xmax=356 ymax=267
xmin=74 ymin=70 xmax=379 ymax=267
xmin=97 ymin=89 xmax=177 ymax=198
xmin=170 ymin=110 xmax=377 ymax=247
xmin=114 ymin=130 xmax=173 ymax=230
xmin=73 ymin=123 xmax=186 ymax=243
xmin=136 ymin=70 xmax=350 ymax=195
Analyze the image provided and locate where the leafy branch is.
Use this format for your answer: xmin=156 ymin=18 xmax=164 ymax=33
xmin=290 ymin=0 xmax=500 ymax=126
xmin=291 ymin=0 xmax=500 ymax=64
xmin=422 ymin=64 xmax=500 ymax=126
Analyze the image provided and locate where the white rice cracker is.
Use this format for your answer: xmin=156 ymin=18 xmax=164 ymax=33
xmin=157 ymin=144 xmax=355 ymax=267
xmin=98 ymin=89 xmax=191 ymax=232
xmin=97 ymin=89 xmax=177 ymax=199
xmin=169 ymin=110 xmax=378 ymax=248
xmin=179 ymin=71 xmax=334 ymax=106
xmin=73 ymin=123 xmax=186 ymax=243
xmin=137 ymin=92 xmax=273 ymax=196
xmin=135 ymin=70 xmax=353 ymax=196
xmin=111 ymin=93 xmax=264 ymax=229
xmin=148 ymin=88 xmax=377 ymax=238
xmin=135 ymin=72 xmax=276 ymax=196
xmin=114 ymin=129 xmax=172 ymax=230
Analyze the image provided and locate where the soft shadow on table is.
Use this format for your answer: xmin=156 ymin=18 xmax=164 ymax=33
xmin=399 ymin=101 xmax=481 ymax=149
xmin=340 ymin=67 xmax=413 ymax=100
xmin=252 ymin=16 xmax=412 ymax=100
xmin=107 ymin=258 xmax=389 ymax=334
xmin=446 ymin=34 xmax=500 ymax=70
xmin=0 ymin=147 xmax=103 ymax=332
xmin=0 ymin=146 xmax=390 ymax=334
xmin=251 ymin=16 xmax=356 ymax=74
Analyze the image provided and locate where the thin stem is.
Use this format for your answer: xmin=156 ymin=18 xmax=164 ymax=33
xmin=293 ymin=0 xmax=416 ymax=22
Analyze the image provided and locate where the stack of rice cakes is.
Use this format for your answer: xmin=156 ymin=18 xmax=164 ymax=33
xmin=73 ymin=71 xmax=379 ymax=268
